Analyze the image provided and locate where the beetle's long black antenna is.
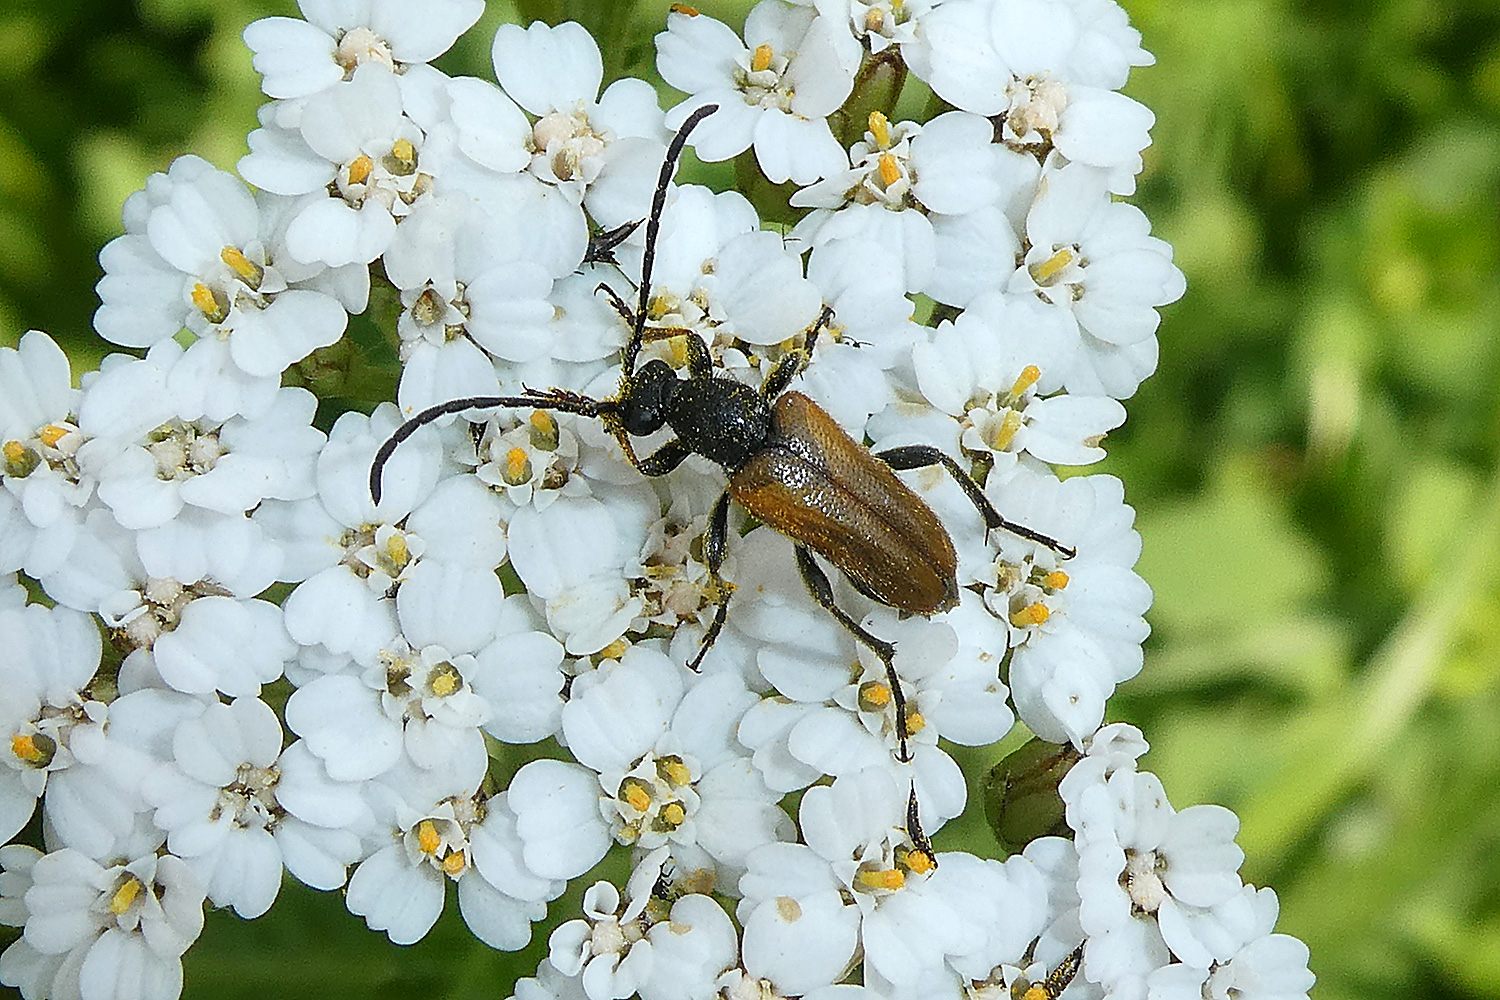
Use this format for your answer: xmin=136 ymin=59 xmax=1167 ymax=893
xmin=624 ymin=103 xmax=718 ymax=378
xmin=370 ymin=393 xmax=611 ymax=505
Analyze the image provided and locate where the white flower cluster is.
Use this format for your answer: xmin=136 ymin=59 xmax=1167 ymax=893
xmin=0 ymin=3 xmax=1313 ymax=1000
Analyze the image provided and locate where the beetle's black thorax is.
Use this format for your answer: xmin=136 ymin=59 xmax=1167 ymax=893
xmin=666 ymin=375 xmax=772 ymax=473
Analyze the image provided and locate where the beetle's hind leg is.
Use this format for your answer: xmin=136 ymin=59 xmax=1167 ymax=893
xmin=874 ymin=445 xmax=1076 ymax=558
xmin=794 ymin=546 xmax=913 ymax=762
xmin=687 ymin=491 xmax=734 ymax=672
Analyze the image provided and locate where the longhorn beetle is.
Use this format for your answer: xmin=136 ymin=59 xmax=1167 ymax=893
xmin=370 ymin=104 xmax=1074 ymax=762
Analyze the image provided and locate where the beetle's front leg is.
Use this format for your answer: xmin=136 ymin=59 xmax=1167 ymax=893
xmin=794 ymin=546 xmax=912 ymax=763
xmin=687 ymin=491 xmax=733 ymax=671
xmin=761 ymin=305 xmax=836 ymax=399
xmin=680 ymin=329 xmax=713 ymax=380
xmin=874 ymin=445 xmax=1076 ymax=558
xmin=634 ymin=439 xmax=692 ymax=477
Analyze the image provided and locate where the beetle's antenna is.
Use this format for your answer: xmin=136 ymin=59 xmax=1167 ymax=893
xmin=624 ymin=102 xmax=718 ymax=378
xmin=370 ymin=393 xmax=611 ymax=505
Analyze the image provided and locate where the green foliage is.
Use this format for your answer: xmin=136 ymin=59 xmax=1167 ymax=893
xmin=2 ymin=1 xmax=1499 ymax=998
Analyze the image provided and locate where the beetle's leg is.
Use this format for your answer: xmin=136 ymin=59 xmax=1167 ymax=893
xmin=584 ymin=219 xmax=641 ymax=266
xmin=680 ymin=328 xmax=713 ymax=380
xmin=1042 ymin=944 xmax=1086 ymax=998
xmin=634 ymin=439 xmax=692 ymax=477
xmin=595 ymin=282 xmax=636 ymax=326
xmin=874 ymin=445 xmax=1077 ymax=558
xmin=687 ymin=491 xmax=733 ymax=672
xmin=762 ymin=305 xmax=836 ymax=399
xmin=794 ymin=546 xmax=912 ymax=762
xmin=904 ymin=781 xmax=937 ymax=869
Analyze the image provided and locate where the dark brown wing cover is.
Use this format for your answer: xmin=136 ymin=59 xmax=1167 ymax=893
xmin=729 ymin=392 xmax=960 ymax=614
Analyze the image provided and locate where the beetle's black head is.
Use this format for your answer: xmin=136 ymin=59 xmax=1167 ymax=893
xmin=618 ymin=359 xmax=679 ymax=437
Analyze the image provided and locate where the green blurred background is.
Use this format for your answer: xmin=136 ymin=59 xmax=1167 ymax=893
xmin=2 ymin=0 xmax=1499 ymax=997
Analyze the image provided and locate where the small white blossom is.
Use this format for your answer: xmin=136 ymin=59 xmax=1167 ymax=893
xmin=656 ymin=2 xmax=856 ymax=184
xmin=243 ymin=0 xmax=485 ymax=100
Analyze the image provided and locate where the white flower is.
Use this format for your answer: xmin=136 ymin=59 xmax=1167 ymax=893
xmin=656 ymin=2 xmax=855 ymax=184
xmin=792 ymin=110 xmax=1017 ymax=305
xmin=0 ymin=331 xmax=91 ymax=578
xmin=550 ymin=855 xmax=667 ymax=1000
xmin=79 ymin=360 xmax=324 ymax=531
xmin=492 ymin=20 xmax=669 ymax=227
xmin=1066 ymin=761 xmax=1246 ymax=994
xmin=343 ymin=738 xmax=555 ymax=947
xmin=807 ymin=0 xmax=941 ymax=57
xmin=506 ymin=491 xmax=658 ymax=656
xmin=905 ymin=0 xmax=1153 ymax=115
xmin=140 ymin=698 xmax=287 ymax=918
xmin=1009 ymin=160 xmax=1185 ymax=399
xmin=977 ymin=464 xmax=1152 ymax=744
xmin=1 ymin=848 xmax=205 ymax=1000
xmin=240 ymin=64 xmax=431 ymax=267
xmin=905 ymin=302 xmax=1127 ymax=471
xmin=1144 ymin=887 xmax=1314 ymax=1000
xmin=93 ymin=156 xmax=352 ymax=389
xmin=0 ymin=603 xmax=103 ymax=844
xmin=243 ymin=0 xmax=485 ymax=100
xmin=563 ymin=648 xmax=790 ymax=886
xmin=738 ymin=767 xmax=972 ymax=993
xmin=262 ymin=405 xmax=504 ymax=667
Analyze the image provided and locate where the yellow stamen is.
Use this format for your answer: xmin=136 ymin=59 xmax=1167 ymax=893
xmin=1010 ymin=602 xmax=1051 ymax=627
xmin=868 ymin=110 xmax=891 ymax=149
xmin=669 ymin=3 xmax=700 ymax=14
xmin=669 ymin=335 xmax=690 ymax=368
xmin=877 ymin=152 xmax=901 ymax=189
xmin=622 ymin=782 xmax=653 ymax=813
xmin=190 ymin=282 xmax=228 ymax=323
xmin=658 ymin=757 xmax=693 ymax=787
xmin=1010 ymin=364 xmax=1042 ymax=398
xmin=504 ymin=447 xmax=532 ymax=486
xmin=990 ymin=410 xmax=1024 ymax=451
xmin=38 ymin=424 xmax=69 ymax=448
xmin=109 ymin=877 xmax=144 ymax=915
xmin=859 ymin=680 xmax=893 ymax=712
xmin=529 ymin=410 xmax=559 ymax=450
xmin=391 ymin=137 xmax=416 ymax=171
xmin=1029 ymin=247 xmax=1075 ymax=285
xmin=441 ymin=851 xmax=467 ymax=875
xmin=857 ymin=868 xmax=905 ymax=891
xmin=416 ymin=819 xmax=442 ymax=854
xmin=660 ymin=801 xmax=686 ymax=827
xmin=385 ymin=532 xmax=409 ymax=568
xmin=2 ymin=441 xmax=24 ymax=463
xmin=11 ymin=734 xmax=46 ymax=764
xmin=751 ymin=44 xmax=774 ymax=73
xmin=220 ymin=246 xmax=263 ymax=288
xmin=1022 ymin=987 xmax=1048 ymax=1000
xmin=1043 ymin=570 xmax=1070 ymax=590
xmin=904 ymin=711 xmax=926 ymax=736
xmin=347 ymin=154 xmax=374 ymax=186
xmin=597 ymin=638 xmax=628 ymax=661
xmin=865 ymin=7 xmax=885 ymax=31
xmin=429 ymin=665 xmax=460 ymax=697
xmin=903 ymin=847 xmax=936 ymax=875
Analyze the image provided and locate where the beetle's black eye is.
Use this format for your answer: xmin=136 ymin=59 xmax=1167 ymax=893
xmin=620 ymin=360 xmax=678 ymax=436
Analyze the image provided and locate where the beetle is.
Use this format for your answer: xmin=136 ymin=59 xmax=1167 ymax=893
xmin=370 ymin=104 xmax=1072 ymax=761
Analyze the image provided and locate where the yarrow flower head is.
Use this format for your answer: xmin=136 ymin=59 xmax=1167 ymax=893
xmin=0 ymin=6 xmax=1314 ymax=1000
